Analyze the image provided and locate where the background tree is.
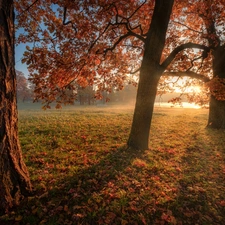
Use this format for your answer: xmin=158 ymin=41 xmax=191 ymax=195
xmin=15 ymin=0 xmax=225 ymax=149
xmin=192 ymin=0 xmax=225 ymax=128
xmin=162 ymin=0 xmax=225 ymax=128
xmin=16 ymin=70 xmax=32 ymax=102
xmin=0 ymin=0 xmax=32 ymax=213
xmin=77 ymin=85 xmax=95 ymax=105
xmin=108 ymin=84 xmax=137 ymax=104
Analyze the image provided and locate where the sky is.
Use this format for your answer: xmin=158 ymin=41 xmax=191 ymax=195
xmin=15 ymin=43 xmax=29 ymax=77
xmin=15 ymin=3 xmax=60 ymax=78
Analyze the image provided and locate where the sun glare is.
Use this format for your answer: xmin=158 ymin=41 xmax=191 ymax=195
xmin=165 ymin=77 xmax=203 ymax=94
xmin=188 ymin=86 xmax=202 ymax=93
xmin=173 ymin=85 xmax=202 ymax=94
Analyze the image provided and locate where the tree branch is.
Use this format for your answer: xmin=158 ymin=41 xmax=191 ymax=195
xmin=19 ymin=0 xmax=39 ymax=15
xmin=171 ymin=20 xmax=202 ymax=35
xmin=100 ymin=32 xmax=132 ymax=56
xmin=130 ymin=67 xmax=141 ymax=74
xmin=198 ymin=1 xmax=220 ymax=47
xmin=62 ymin=7 xmax=77 ymax=32
xmin=89 ymin=2 xmax=146 ymax=53
xmin=128 ymin=0 xmax=147 ymax=19
xmin=114 ymin=13 xmax=146 ymax=41
xmin=186 ymin=54 xmax=203 ymax=71
xmin=88 ymin=21 xmax=113 ymax=52
xmin=163 ymin=71 xmax=210 ymax=82
xmin=161 ymin=42 xmax=211 ymax=70
xmin=121 ymin=44 xmax=143 ymax=51
xmin=126 ymin=0 xmax=148 ymax=36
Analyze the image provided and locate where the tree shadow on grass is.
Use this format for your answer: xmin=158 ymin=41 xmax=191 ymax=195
xmin=2 ymin=120 xmax=225 ymax=224
xmin=169 ymin=128 xmax=225 ymax=225
xmin=53 ymin=146 xmax=148 ymax=224
xmin=12 ymin=146 xmax=151 ymax=225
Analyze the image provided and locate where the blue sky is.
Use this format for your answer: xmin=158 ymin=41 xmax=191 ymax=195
xmin=15 ymin=43 xmax=29 ymax=77
xmin=15 ymin=3 xmax=59 ymax=78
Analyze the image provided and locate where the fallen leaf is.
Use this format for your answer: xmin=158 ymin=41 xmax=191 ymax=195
xmin=15 ymin=215 xmax=23 ymax=221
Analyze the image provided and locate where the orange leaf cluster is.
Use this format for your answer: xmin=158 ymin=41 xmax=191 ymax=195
xmin=15 ymin=0 xmax=225 ymax=106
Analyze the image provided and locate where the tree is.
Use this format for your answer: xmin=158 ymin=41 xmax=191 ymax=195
xmin=15 ymin=0 xmax=225 ymax=149
xmin=127 ymin=0 xmax=174 ymax=149
xmin=0 ymin=0 xmax=32 ymax=213
xmin=162 ymin=0 xmax=225 ymax=129
xmin=109 ymin=84 xmax=137 ymax=104
xmin=15 ymin=0 xmax=149 ymax=107
xmin=16 ymin=70 xmax=31 ymax=102
xmin=77 ymin=85 xmax=95 ymax=105
xmin=198 ymin=0 xmax=225 ymax=128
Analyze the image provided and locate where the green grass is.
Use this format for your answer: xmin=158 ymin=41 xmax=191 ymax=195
xmin=1 ymin=104 xmax=225 ymax=224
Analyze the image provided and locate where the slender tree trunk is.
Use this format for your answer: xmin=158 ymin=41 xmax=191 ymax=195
xmin=207 ymin=45 xmax=225 ymax=128
xmin=127 ymin=0 xmax=174 ymax=150
xmin=0 ymin=0 xmax=32 ymax=214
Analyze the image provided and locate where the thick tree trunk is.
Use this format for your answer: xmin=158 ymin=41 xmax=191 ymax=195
xmin=127 ymin=67 xmax=160 ymax=150
xmin=127 ymin=0 xmax=174 ymax=150
xmin=207 ymin=96 xmax=225 ymax=128
xmin=207 ymin=45 xmax=225 ymax=128
xmin=0 ymin=0 xmax=32 ymax=214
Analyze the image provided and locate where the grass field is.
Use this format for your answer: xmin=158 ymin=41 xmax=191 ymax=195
xmin=1 ymin=103 xmax=225 ymax=224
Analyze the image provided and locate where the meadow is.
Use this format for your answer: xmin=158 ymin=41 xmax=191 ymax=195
xmin=1 ymin=103 xmax=225 ymax=224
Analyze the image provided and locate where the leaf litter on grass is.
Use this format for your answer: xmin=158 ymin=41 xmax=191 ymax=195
xmin=1 ymin=106 xmax=225 ymax=225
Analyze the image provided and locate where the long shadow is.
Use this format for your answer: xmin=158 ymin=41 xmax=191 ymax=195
xmin=171 ymin=128 xmax=225 ymax=225
xmin=22 ymin=146 xmax=147 ymax=225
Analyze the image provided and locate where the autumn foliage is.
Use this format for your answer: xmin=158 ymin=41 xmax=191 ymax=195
xmin=15 ymin=0 xmax=148 ymax=106
xmin=14 ymin=0 xmax=225 ymax=108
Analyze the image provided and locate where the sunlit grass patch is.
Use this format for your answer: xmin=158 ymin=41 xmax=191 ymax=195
xmin=132 ymin=158 xmax=148 ymax=168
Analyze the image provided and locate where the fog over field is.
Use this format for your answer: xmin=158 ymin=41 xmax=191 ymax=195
xmin=17 ymin=98 xmax=203 ymax=114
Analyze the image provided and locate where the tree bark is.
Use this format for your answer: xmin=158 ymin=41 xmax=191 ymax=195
xmin=0 ymin=0 xmax=32 ymax=214
xmin=127 ymin=0 xmax=174 ymax=150
xmin=207 ymin=45 xmax=225 ymax=128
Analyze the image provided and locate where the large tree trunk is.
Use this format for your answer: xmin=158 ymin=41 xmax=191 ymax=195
xmin=127 ymin=0 xmax=174 ymax=150
xmin=207 ymin=45 xmax=225 ymax=128
xmin=0 ymin=0 xmax=32 ymax=214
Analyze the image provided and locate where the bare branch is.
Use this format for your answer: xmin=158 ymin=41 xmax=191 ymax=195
xmin=161 ymin=42 xmax=211 ymax=71
xmin=163 ymin=71 xmax=210 ymax=82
